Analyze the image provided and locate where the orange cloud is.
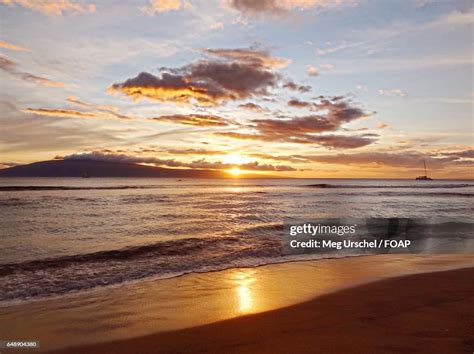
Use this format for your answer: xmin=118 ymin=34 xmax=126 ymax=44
xmin=23 ymin=97 xmax=132 ymax=120
xmin=204 ymin=47 xmax=291 ymax=68
xmin=0 ymin=40 xmax=28 ymax=51
xmin=0 ymin=0 xmax=96 ymax=16
xmin=67 ymin=96 xmax=131 ymax=120
xmin=109 ymin=48 xmax=303 ymax=106
xmin=140 ymin=0 xmax=190 ymax=15
xmin=22 ymin=108 xmax=96 ymax=118
xmin=307 ymin=66 xmax=318 ymax=76
xmin=151 ymin=114 xmax=231 ymax=127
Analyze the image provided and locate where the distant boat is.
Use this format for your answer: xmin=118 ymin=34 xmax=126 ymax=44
xmin=415 ymin=161 xmax=433 ymax=180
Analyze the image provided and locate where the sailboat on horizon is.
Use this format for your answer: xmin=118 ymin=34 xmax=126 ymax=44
xmin=415 ymin=160 xmax=433 ymax=181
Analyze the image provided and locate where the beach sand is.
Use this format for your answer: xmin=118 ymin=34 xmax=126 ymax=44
xmin=1 ymin=255 xmax=473 ymax=353
xmin=49 ymin=266 xmax=474 ymax=354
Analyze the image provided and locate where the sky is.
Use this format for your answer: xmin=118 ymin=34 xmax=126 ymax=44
xmin=0 ymin=0 xmax=473 ymax=178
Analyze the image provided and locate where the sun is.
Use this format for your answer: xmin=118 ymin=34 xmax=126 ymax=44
xmin=227 ymin=167 xmax=242 ymax=176
xmin=223 ymin=154 xmax=247 ymax=165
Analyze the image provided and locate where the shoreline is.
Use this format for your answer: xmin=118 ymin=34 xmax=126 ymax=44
xmin=0 ymin=254 xmax=359 ymax=309
xmin=1 ymin=255 xmax=473 ymax=352
xmin=0 ymin=253 xmax=428 ymax=309
xmin=49 ymin=266 xmax=474 ymax=354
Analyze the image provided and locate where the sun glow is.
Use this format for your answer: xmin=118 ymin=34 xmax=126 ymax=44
xmin=222 ymin=153 xmax=248 ymax=165
xmin=227 ymin=167 xmax=242 ymax=176
xmin=233 ymin=270 xmax=256 ymax=313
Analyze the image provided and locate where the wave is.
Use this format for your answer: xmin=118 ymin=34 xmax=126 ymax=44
xmin=305 ymin=183 xmax=473 ymax=189
xmin=328 ymin=191 xmax=474 ymax=197
xmin=378 ymin=192 xmax=473 ymax=197
xmin=1 ymin=220 xmax=472 ymax=306
xmin=0 ymin=233 xmax=283 ymax=304
xmin=0 ymin=185 xmax=164 ymax=191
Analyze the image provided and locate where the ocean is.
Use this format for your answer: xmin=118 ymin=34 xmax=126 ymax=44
xmin=0 ymin=178 xmax=473 ymax=306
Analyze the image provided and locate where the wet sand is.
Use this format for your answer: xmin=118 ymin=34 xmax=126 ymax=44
xmin=1 ymin=255 xmax=473 ymax=353
xmin=50 ymin=267 xmax=474 ymax=354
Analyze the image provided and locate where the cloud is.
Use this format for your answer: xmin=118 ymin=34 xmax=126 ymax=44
xmin=210 ymin=22 xmax=224 ymax=30
xmin=305 ymin=150 xmax=474 ymax=169
xmin=22 ymin=108 xmax=97 ymax=118
xmin=0 ymin=103 xmax=124 ymax=156
xmin=288 ymin=98 xmax=313 ymax=109
xmin=22 ymin=97 xmax=133 ymax=120
xmin=203 ymin=47 xmax=291 ymax=68
xmin=377 ymin=123 xmax=390 ymax=129
xmin=21 ymin=73 xmax=65 ymax=87
xmin=307 ymin=66 xmax=318 ymax=76
xmin=218 ymin=131 xmax=374 ymax=149
xmin=109 ymin=47 xmax=304 ymax=106
xmin=423 ymin=9 xmax=474 ymax=29
xmin=288 ymin=96 xmax=366 ymax=119
xmin=440 ymin=149 xmax=474 ymax=159
xmin=227 ymin=0 xmax=358 ymax=17
xmin=282 ymin=80 xmax=311 ymax=93
xmin=239 ymin=102 xmax=265 ymax=111
xmin=62 ymin=151 xmax=296 ymax=171
xmin=217 ymin=96 xmax=373 ymax=148
xmin=246 ymin=153 xmax=310 ymax=163
xmin=0 ymin=162 xmax=19 ymax=169
xmin=140 ymin=0 xmax=191 ymax=15
xmin=319 ymin=63 xmax=334 ymax=70
xmin=378 ymin=88 xmax=406 ymax=97
xmin=0 ymin=0 xmax=96 ymax=16
xmin=0 ymin=55 xmax=64 ymax=87
xmin=66 ymin=96 xmax=132 ymax=120
xmin=316 ymin=41 xmax=363 ymax=56
xmin=0 ymin=40 xmax=28 ymax=51
xmin=297 ymin=134 xmax=375 ymax=148
xmin=162 ymin=148 xmax=224 ymax=155
xmin=151 ymin=113 xmax=231 ymax=127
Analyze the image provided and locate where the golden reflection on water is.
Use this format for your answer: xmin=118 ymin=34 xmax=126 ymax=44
xmin=233 ymin=269 xmax=257 ymax=313
xmin=226 ymin=185 xmax=246 ymax=194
